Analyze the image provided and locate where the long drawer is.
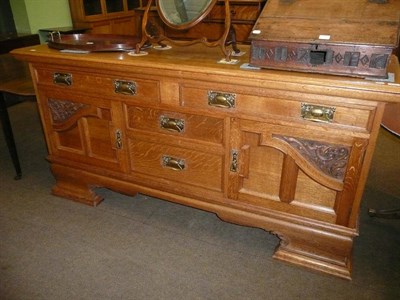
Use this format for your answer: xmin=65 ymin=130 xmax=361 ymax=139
xmin=180 ymin=83 xmax=375 ymax=131
xmin=35 ymin=68 xmax=160 ymax=103
xmin=128 ymin=137 xmax=224 ymax=192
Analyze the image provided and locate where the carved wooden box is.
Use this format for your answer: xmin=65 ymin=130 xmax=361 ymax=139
xmin=248 ymin=0 xmax=400 ymax=78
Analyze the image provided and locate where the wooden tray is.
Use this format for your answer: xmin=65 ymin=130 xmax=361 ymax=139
xmin=47 ymin=34 xmax=139 ymax=52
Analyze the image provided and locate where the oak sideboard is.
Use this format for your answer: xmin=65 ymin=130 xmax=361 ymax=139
xmin=13 ymin=44 xmax=400 ymax=279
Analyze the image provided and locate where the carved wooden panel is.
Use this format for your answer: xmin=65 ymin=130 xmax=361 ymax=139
xmin=229 ymin=128 xmax=339 ymax=224
xmin=48 ymin=99 xmax=88 ymax=123
xmin=275 ymin=135 xmax=350 ymax=181
xmin=250 ymin=41 xmax=392 ymax=78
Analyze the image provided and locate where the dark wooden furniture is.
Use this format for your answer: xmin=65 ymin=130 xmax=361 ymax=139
xmin=0 ymin=54 xmax=36 ymax=179
xmin=166 ymin=0 xmax=266 ymax=43
xmin=68 ymin=0 xmax=146 ymax=35
xmin=0 ymin=33 xmax=39 ymax=179
xmin=381 ymin=103 xmax=400 ymax=136
xmin=13 ymin=44 xmax=400 ymax=279
xmin=249 ymin=0 xmax=400 ymax=78
xmin=136 ymin=0 xmax=237 ymax=60
xmin=135 ymin=0 xmax=266 ymax=43
xmin=0 ymin=33 xmax=40 ymax=54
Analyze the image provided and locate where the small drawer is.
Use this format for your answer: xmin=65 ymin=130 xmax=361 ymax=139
xmin=126 ymin=106 xmax=224 ymax=144
xmin=35 ymin=68 xmax=160 ymax=103
xmin=129 ymin=138 xmax=223 ymax=192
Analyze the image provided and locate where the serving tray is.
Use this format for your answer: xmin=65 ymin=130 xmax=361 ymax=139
xmin=47 ymin=33 xmax=140 ymax=52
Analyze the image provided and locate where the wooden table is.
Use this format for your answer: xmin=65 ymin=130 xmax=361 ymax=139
xmin=0 ymin=53 xmax=35 ymax=179
xmin=0 ymin=33 xmax=39 ymax=54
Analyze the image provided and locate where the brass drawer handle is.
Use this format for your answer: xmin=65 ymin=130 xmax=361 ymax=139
xmin=162 ymin=155 xmax=186 ymax=171
xmin=53 ymin=73 xmax=72 ymax=86
xmin=301 ymin=103 xmax=336 ymax=123
xmin=208 ymin=91 xmax=236 ymax=109
xmin=114 ymin=79 xmax=136 ymax=95
xmin=160 ymin=116 xmax=185 ymax=133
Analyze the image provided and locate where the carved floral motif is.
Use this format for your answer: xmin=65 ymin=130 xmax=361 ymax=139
xmin=276 ymin=135 xmax=350 ymax=180
xmin=48 ymin=99 xmax=88 ymax=123
xmin=251 ymin=45 xmax=389 ymax=71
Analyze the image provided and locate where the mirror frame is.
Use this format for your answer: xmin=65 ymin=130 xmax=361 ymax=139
xmin=156 ymin=0 xmax=218 ymax=30
xmin=135 ymin=0 xmax=234 ymax=61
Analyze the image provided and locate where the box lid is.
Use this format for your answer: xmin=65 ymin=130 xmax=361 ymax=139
xmin=249 ymin=0 xmax=400 ymax=47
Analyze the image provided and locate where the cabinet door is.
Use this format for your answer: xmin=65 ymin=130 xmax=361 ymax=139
xmin=228 ymin=118 xmax=368 ymax=226
xmin=38 ymin=90 xmax=128 ymax=172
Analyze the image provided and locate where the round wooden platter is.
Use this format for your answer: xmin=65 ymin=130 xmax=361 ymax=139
xmin=47 ymin=34 xmax=140 ymax=52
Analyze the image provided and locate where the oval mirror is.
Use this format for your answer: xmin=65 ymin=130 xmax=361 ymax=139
xmin=156 ymin=0 xmax=218 ymax=29
xmin=135 ymin=0 xmax=235 ymax=62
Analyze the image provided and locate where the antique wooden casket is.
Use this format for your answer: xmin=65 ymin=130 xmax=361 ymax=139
xmin=249 ymin=0 xmax=400 ymax=78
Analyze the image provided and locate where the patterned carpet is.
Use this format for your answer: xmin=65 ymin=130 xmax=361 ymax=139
xmin=1 ymin=101 xmax=399 ymax=299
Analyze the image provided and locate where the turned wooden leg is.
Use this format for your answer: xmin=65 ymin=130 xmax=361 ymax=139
xmin=51 ymin=164 xmax=103 ymax=206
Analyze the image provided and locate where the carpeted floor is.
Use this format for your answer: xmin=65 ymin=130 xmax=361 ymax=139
xmin=1 ymin=101 xmax=399 ymax=300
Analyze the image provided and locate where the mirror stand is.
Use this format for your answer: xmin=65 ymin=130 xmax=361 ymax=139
xmin=135 ymin=0 xmax=236 ymax=62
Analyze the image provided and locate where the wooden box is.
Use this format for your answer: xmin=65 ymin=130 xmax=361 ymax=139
xmin=248 ymin=0 xmax=400 ymax=78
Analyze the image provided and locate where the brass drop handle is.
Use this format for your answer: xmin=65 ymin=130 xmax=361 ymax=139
xmin=301 ymin=103 xmax=336 ymax=123
xmin=53 ymin=73 xmax=72 ymax=86
xmin=160 ymin=116 xmax=185 ymax=133
xmin=114 ymin=79 xmax=136 ymax=95
xmin=162 ymin=155 xmax=185 ymax=171
xmin=208 ymin=91 xmax=236 ymax=109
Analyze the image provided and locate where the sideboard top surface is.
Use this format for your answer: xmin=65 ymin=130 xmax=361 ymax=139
xmin=12 ymin=44 xmax=400 ymax=103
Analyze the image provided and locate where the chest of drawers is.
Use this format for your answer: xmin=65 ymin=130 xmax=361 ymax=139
xmin=13 ymin=44 xmax=400 ymax=280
